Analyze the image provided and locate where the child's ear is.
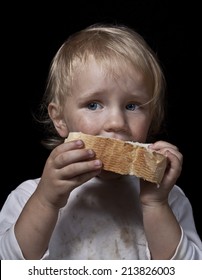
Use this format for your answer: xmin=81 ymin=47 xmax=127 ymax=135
xmin=48 ymin=103 xmax=69 ymax=138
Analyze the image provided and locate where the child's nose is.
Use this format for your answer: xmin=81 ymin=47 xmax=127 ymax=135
xmin=104 ymin=110 xmax=128 ymax=132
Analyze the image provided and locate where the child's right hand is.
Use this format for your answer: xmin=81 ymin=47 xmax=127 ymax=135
xmin=35 ymin=140 xmax=102 ymax=209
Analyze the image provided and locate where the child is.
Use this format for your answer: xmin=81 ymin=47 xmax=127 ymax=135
xmin=0 ymin=23 xmax=201 ymax=260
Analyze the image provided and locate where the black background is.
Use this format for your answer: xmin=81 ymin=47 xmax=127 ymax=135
xmin=1 ymin=1 xmax=202 ymax=239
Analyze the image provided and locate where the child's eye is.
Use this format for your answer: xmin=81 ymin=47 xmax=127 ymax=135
xmin=87 ymin=102 xmax=102 ymax=110
xmin=126 ymin=103 xmax=139 ymax=111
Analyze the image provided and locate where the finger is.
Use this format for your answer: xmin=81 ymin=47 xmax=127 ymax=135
xmin=50 ymin=140 xmax=84 ymax=160
xmin=166 ymin=150 xmax=183 ymax=174
xmin=160 ymin=150 xmax=182 ymax=188
xmin=53 ymin=148 xmax=96 ymax=169
xmin=149 ymin=141 xmax=179 ymax=151
xmin=64 ymin=169 xmax=102 ymax=191
xmin=60 ymin=159 xmax=102 ymax=179
xmin=165 ymin=149 xmax=183 ymax=163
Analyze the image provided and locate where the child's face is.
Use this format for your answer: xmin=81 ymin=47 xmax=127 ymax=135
xmin=54 ymin=57 xmax=153 ymax=143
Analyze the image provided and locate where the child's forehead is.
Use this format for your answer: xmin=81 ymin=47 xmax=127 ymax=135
xmin=73 ymin=54 xmax=145 ymax=79
xmin=70 ymin=55 xmax=152 ymax=98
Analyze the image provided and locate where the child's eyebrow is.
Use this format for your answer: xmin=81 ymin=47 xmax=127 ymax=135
xmin=78 ymin=89 xmax=150 ymax=100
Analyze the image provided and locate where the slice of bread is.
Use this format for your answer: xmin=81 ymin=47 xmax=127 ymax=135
xmin=65 ymin=132 xmax=167 ymax=184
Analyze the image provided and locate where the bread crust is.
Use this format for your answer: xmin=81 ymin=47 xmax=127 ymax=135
xmin=65 ymin=132 xmax=167 ymax=184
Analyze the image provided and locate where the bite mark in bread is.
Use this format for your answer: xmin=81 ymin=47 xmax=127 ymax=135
xmin=65 ymin=132 xmax=167 ymax=184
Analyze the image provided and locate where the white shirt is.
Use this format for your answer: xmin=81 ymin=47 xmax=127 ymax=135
xmin=0 ymin=176 xmax=202 ymax=259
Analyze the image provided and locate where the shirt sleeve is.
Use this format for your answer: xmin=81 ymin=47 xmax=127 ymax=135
xmin=0 ymin=224 xmax=25 ymax=259
xmin=169 ymin=186 xmax=202 ymax=259
xmin=171 ymin=227 xmax=202 ymax=259
xmin=0 ymin=179 xmax=51 ymax=260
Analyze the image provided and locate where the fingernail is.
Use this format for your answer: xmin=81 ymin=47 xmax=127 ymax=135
xmin=88 ymin=149 xmax=95 ymax=157
xmin=94 ymin=160 xmax=102 ymax=167
xmin=76 ymin=140 xmax=83 ymax=147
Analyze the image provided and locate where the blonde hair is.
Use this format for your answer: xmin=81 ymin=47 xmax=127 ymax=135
xmin=38 ymin=23 xmax=166 ymax=149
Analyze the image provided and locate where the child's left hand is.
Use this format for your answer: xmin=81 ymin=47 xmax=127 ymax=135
xmin=139 ymin=141 xmax=183 ymax=206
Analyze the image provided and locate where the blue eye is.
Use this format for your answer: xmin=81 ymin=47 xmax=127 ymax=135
xmin=87 ymin=102 xmax=100 ymax=110
xmin=126 ymin=103 xmax=139 ymax=111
